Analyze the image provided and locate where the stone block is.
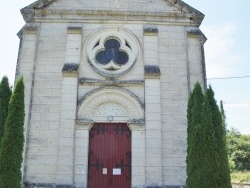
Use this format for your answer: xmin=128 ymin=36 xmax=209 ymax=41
xmin=132 ymin=139 xmax=145 ymax=148
xmin=59 ymin=137 xmax=74 ymax=147
xmin=36 ymin=164 xmax=57 ymax=174
xmin=132 ymin=166 xmax=145 ymax=176
xmin=173 ymin=158 xmax=186 ymax=167
xmin=132 ymin=175 xmax=145 ymax=186
xmin=146 ymin=155 xmax=162 ymax=167
xmin=59 ymin=147 xmax=73 ymax=156
xmin=144 ymin=121 xmax=161 ymax=130
xmin=145 ymin=130 xmax=161 ymax=139
xmin=59 ymin=128 xmax=74 ymax=138
xmin=162 ymin=157 xmax=174 ymax=167
xmin=132 ymin=148 xmax=145 ymax=158
xmin=132 ymin=157 xmax=145 ymax=167
xmin=57 ymin=156 xmax=73 ymax=165
xmin=145 ymin=113 xmax=161 ymax=121
xmin=146 ymin=138 xmax=161 ymax=148
xmin=56 ymin=174 xmax=73 ymax=184
xmin=145 ymin=166 xmax=162 ymax=185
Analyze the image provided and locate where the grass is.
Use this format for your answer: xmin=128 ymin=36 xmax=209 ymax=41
xmin=231 ymin=171 xmax=250 ymax=183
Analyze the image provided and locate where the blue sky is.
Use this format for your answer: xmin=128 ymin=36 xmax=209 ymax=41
xmin=0 ymin=0 xmax=249 ymax=134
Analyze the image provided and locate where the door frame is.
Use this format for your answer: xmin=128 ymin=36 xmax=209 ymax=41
xmin=74 ymin=121 xmax=145 ymax=188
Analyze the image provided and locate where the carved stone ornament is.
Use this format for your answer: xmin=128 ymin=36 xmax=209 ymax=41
xmin=77 ymin=87 xmax=144 ymax=123
xmin=85 ymin=26 xmax=140 ymax=78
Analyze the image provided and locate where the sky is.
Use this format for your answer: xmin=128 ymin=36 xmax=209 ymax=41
xmin=0 ymin=0 xmax=249 ymax=134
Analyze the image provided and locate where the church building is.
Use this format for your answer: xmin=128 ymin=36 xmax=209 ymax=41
xmin=17 ymin=0 xmax=207 ymax=187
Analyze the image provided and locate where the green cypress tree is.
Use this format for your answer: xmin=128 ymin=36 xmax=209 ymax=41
xmin=207 ymin=87 xmax=231 ymax=187
xmin=0 ymin=76 xmax=12 ymax=142
xmin=220 ymin=100 xmax=227 ymax=132
xmin=186 ymin=83 xmax=204 ymax=188
xmin=0 ymin=77 xmax=25 ymax=188
xmin=200 ymin=94 xmax=219 ymax=188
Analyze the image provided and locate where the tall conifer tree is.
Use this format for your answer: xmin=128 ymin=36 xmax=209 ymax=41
xmin=200 ymin=94 xmax=219 ymax=188
xmin=186 ymin=83 xmax=204 ymax=188
xmin=0 ymin=76 xmax=12 ymax=142
xmin=0 ymin=77 xmax=25 ymax=188
xmin=207 ymin=87 xmax=231 ymax=188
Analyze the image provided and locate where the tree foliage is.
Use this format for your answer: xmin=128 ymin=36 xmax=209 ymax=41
xmin=186 ymin=83 xmax=204 ymax=188
xmin=227 ymin=128 xmax=250 ymax=171
xmin=186 ymin=83 xmax=231 ymax=188
xmin=0 ymin=77 xmax=25 ymax=188
xmin=0 ymin=76 xmax=12 ymax=142
xmin=207 ymin=88 xmax=231 ymax=188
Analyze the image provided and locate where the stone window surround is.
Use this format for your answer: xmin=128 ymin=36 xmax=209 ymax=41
xmin=85 ymin=26 xmax=140 ymax=78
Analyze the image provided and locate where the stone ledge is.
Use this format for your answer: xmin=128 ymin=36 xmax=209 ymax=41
xmin=62 ymin=63 xmax=79 ymax=77
xmin=67 ymin=27 xmax=82 ymax=34
xmin=17 ymin=24 xmax=39 ymax=38
xmin=144 ymin=26 xmax=158 ymax=36
xmin=79 ymin=78 xmax=144 ymax=85
xmin=145 ymin=65 xmax=161 ymax=79
xmin=185 ymin=26 xmax=207 ymax=43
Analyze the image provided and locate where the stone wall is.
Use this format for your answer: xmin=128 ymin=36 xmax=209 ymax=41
xmin=17 ymin=1 xmax=206 ymax=187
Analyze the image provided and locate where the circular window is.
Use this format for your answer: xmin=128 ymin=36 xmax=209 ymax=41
xmin=86 ymin=27 xmax=139 ymax=77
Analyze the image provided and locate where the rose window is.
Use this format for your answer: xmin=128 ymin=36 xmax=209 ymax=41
xmin=95 ymin=39 xmax=129 ymax=70
xmin=86 ymin=27 xmax=139 ymax=77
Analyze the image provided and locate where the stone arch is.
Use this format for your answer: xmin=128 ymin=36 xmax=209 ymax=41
xmin=77 ymin=87 xmax=144 ymax=122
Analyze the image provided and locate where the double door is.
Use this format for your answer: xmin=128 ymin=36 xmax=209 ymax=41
xmin=88 ymin=123 xmax=131 ymax=188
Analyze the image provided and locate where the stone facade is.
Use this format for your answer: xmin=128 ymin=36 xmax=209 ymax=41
xmin=16 ymin=0 xmax=206 ymax=187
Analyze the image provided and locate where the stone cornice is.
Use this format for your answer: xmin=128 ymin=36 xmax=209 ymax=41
xmin=21 ymin=5 xmax=204 ymax=26
xmin=21 ymin=0 xmax=204 ymax=25
xmin=186 ymin=26 xmax=207 ymax=43
xmin=21 ymin=0 xmax=56 ymax=10
xmin=166 ymin=0 xmax=204 ymax=21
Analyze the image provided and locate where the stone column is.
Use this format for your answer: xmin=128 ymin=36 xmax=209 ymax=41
xmin=17 ymin=24 xmax=39 ymax=181
xmin=56 ymin=26 xmax=82 ymax=185
xmin=144 ymin=26 xmax=162 ymax=187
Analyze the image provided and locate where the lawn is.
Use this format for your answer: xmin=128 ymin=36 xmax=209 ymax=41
xmin=231 ymin=171 xmax=250 ymax=183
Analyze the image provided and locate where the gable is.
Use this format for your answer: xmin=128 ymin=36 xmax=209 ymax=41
xmin=21 ymin=0 xmax=204 ymax=26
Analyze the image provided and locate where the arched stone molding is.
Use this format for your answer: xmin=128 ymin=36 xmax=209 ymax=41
xmin=83 ymin=26 xmax=141 ymax=78
xmin=77 ymin=87 xmax=144 ymax=124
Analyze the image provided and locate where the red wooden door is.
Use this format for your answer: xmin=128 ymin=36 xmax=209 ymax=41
xmin=87 ymin=123 xmax=131 ymax=188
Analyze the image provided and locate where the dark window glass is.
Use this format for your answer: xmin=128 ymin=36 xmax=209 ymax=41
xmin=96 ymin=39 xmax=129 ymax=65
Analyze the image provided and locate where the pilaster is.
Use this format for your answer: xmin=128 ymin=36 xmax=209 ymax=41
xmin=144 ymin=26 xmax=162 ymax=187
xmin=56 ymin=26 xmax=82 ymax=185
xmin=186 ymin=27 xmax=207 ymax=91
xmin=18 ymin=23 xmax=39 ymax=182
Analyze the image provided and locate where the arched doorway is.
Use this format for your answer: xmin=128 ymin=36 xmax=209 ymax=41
xmin=76 ymin=87 xmax=145 ymax=187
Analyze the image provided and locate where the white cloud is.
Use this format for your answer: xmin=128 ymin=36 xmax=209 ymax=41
xmin=203 ymin=23 xmax=242 ymax=78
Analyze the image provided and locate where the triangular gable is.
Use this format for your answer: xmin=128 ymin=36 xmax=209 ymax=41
xmin=21 ymin=0 xmax=204 ymax=26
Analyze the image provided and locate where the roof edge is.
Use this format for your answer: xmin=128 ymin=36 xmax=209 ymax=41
xmin=21 ymin=0 xmax=204 ymax=26
xmin=166 ymin=0 xmax=204 ymax=23
xmin=21 ymin=0 xmax=57 ymax=12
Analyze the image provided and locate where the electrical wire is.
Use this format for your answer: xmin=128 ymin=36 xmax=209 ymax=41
xmin=207 ymin=75 xmax=250 ymax=80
